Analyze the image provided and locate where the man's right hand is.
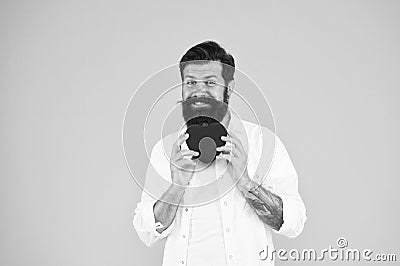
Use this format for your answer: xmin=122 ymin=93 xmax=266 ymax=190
xmin=170 ymin=133 xmax=198 ymax=186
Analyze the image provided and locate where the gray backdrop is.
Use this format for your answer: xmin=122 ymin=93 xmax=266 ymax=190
xmin=1 ymin=1 xmax=399 ymax=265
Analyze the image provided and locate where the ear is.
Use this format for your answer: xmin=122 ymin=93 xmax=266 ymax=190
xmin=227 ymin=80 xmax=235 ymax=98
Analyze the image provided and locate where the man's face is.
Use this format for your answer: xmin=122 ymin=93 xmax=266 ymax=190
xmin=181 ymin=61 xmax=231 ymax=123
xmin=182 ymin=61 xmax=226 ymax=102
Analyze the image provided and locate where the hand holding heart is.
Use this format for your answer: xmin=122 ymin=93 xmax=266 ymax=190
xmin=216 ymin=131 xmax=251 ymax=191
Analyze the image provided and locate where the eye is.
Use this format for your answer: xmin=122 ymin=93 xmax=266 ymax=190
xmin=186 ymin=80 xmax=196 ymax=86
xmin=205 ymin=80 xmax=217 ymax=87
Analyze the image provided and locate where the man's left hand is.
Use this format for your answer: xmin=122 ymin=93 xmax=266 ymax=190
xmin=216 ymin=131 xmax=251 ymax=191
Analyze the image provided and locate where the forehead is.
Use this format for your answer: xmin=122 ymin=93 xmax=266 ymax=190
xmin=182 ymin=61 xmax=223 ymax=79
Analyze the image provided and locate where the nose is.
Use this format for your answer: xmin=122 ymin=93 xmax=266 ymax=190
xmin=192 ymin=82 xmax=208 ymax=96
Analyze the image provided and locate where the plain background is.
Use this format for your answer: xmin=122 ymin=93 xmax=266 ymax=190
xmin=1 ymin=1 xmax=399 ymax=265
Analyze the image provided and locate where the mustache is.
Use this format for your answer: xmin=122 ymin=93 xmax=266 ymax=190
xmin=176 ymin=95 xmax=218 ymax=104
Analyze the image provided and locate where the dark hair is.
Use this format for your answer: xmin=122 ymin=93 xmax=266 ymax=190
xmin=179 ymin=41 xmax=235 ymax=85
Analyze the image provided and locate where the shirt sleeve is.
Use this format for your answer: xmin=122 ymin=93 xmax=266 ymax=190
xmin=133 ymin=193 xmax=176 ymax=247
xmin=132 ymin=139 xmax=176 ymax=246
xmin=262 ymin=135 xmax=307 ymax=238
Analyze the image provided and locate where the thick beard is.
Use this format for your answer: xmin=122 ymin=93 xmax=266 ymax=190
xmin=181 ymin=96 xmax=228 ymax=125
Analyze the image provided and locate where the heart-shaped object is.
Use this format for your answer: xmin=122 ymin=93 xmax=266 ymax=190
xmin=185 ymin=116 xmax=228 ymax=164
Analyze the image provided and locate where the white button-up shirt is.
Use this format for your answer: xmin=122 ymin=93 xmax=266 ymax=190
xmin=133 ymin=112 xmax=307 ymax=266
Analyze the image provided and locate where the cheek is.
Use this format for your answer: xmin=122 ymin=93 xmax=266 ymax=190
xmin=213 ymin=89 xmax=225 ymax=100
xmin=182 ymin=89 xmax=190 ymax=99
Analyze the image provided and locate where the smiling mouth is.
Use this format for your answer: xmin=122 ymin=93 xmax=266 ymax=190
xmin=192 ymin=101 xmax=211 ymax=107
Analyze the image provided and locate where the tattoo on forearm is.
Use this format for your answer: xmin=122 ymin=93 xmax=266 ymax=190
xmin=153 ymin=184 xmax=185 ymax=233
xmin=153 ymin=201 xmax=179 ymax=233
xmin=244 ymin=185 xmax=283 ymax=231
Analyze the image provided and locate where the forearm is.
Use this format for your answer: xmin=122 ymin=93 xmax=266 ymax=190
xmin=153 ymin=183 xmax=186 ymax=233
xmin=240 ymin=180 xmax=284 ymax=231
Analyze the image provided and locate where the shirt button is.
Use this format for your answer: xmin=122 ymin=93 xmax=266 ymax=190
xmin=226 ymin=228 xmax=230 ymax=232
xmin=182 ymin=235 xmax=186 ymax=238
xmin=224 ymin=201 xmax=228 ymax=206
xmin=181 ymin=260 xmax=185 ymax=264
xmin=185 ymin=208 xmax=188 ymax=212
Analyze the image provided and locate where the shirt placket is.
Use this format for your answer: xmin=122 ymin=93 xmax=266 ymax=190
xmin=217 ymin=160 xmax=236 ymax=266
xmin=180 ymin=204 xmax=192 ymax=265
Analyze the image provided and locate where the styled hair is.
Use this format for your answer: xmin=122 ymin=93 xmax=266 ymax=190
xmin=179 ymin=41 xmax=235 ymax=85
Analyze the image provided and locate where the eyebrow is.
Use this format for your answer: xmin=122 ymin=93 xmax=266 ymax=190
xmin=184 ymin=75 xmax=218 ymax=79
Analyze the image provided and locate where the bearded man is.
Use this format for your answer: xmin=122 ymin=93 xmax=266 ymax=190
xmin=133 ymin=41 xmax=307 ymax=266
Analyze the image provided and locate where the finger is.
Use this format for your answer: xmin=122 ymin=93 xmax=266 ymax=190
xmin=216 ymin=145 xmax=232 ymax=152
xmin=218 ymin=142 xmax=235 ymax=153
xmin=180 ymin=158 xmax=197 ymax=167
xmin=222 ymin=141 xmax=235 ymax=148
xmin=221 ymin=135 xmax=239 ymax=146
xmin=175 ymin=156 xmax=197 ymax=164
xmin=173 ymin=149 xmax=199 ymax=161
xmin=216 ymin=145 xmax=239 ymax=157
xmin=217 ymin=144 xmax=241 ymax=157
xmin=221 ymin=134 xmax=244 ymax=153
xmin=220 ymin=136 xmax=234 ymax=149
xmin=180 ymin=150 xmax=199 ymax=158
xmin=172 ymin=133 xmax=189 ymax=155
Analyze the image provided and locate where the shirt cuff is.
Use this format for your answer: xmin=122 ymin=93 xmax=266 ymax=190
xmin=141 ymin=201 xmax=176 ymax=238
xmin=273 ymin=195 xmax=306 ymax=238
